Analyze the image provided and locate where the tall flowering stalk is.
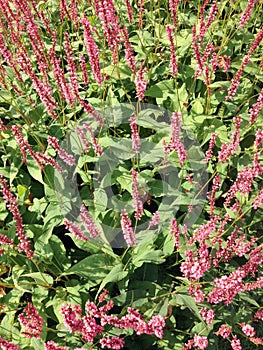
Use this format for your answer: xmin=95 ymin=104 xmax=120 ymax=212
xmin=170 ymin=111 xmax=187 ymax=166
xmin=120 ymin=209 xmax=136 ymax=247
xmin=239 ymin=0 xmax=258 ymax=28
xmin=48 ymin=136 xmax=75 ymax=166
xmin=169 ymin=0 xmax=181 ymax=27
xmin=166 ymin=25 xmax=178 ymax=77
xmin=79 ymin=204 xmax=101 ymax=238
xmin=226 ymin=26 xmax=263 ymax=100
xmin=81 ymin=15 xmax=103 ymax=85
xmin=131 ymin=170 xmax=144 ymax=220
xmin=18 ymin=303 xmax=44 ymax=339
xmin=0 ymin=174 xmax=33 ymax=259
xmin=135 ymin=62 xmax=147 ymax=100
xmin=249 ymin=87 xmax=263 ymax=124
xmin=129 ymin=115 xmax=140 ymax=154
xmin=218 ymin=115 xmax=241 ymax=162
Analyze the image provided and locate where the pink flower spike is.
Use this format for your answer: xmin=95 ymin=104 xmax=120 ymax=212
xmin=44 ymin=340 xmax=67 ymax=350
xmin=48 ymin=136 xmax=75 ymax=166
xmin=0 ymin=337 xmax=19 ymax=350
xmin=135 ymin=63 xmax=147 ymax=100
xmin=100 ymin=336 xmax=125 ymax=349
xmin=18 ymin=303 xmax=44 ymax=339
xmin=129 ymin=115 xmax=140 ymax=154
xmin=120 ymin=209 xmax=136 ymax=247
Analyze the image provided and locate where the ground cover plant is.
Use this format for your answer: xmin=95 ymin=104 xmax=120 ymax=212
xmin=0 ymin=0 xmax=263 ymax=349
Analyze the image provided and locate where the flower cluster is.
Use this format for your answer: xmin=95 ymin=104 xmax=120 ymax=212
xmin=60 ymin=293 xmax=165 ymax=349
xmin=18 ymin=303 xmax=44 ymax=339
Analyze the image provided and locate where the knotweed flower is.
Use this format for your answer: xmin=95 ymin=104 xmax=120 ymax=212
xmin=122 ymin=26 xmax=136 ymax=73
xmin=129 ymin=115 xmax=140 ymax=154
xmin=205 ymin=133 xmax=217 ymax=163
xmin=131 ymin=170 xmax=143 ymax=220
xmin=64 ymin=219 xmax=88 ymax=242
xmin=100 ymin=336 xmax=125 ymax=349
xmin=0 ymin=174 xmax=33 ymax=259
xmin=135 ymin=63 xmax=147 ymax=100
xmin=48 ymin=136 xmax=75 ymax=166
xmin=200 ymin=307 xmax=215 ymax=326
xmin=79 ymin=54 xmax=89 ymax=85
xmin=61 ymin=304 xmax=83 ymax=333
xmin=218 ymin=115 xmax=241 ymax=162
xmin=249 ymin=87 xmax=263 ymax=124
xmin=170 ymin=112 xmax=187 ymax=166
xmin=166 ymin=25 xmax=178 ymax=76
xmin=0 ymin=337 xmax=19 ymax=350
xmin=79 ymin=204 xmax=101 ymax=238
xmin=82 ymin=315 xmax=104 ymax=342
xmin=170 ymin=218 xmax=180 ymax=249
xmin=240 ymin=323 xmax=256 ymax=337
xmin=216 ymin=324 xmax=232 ymax=338
xmin=253 ymin=308 xmax=263 ymax=321
xmin=18 ymin=303 xmax=44 ymax=339
xmin=120 ymin=209 xmax=136 ymax=247
xmin=76 ymin=126 xmax=89 ymax=153
xmin=253 ymin=188 xmax=263 ymax=209
xmin=169 ymin=0 xmax=181 ymax=27
xmin=124 ymin=0 xmax=133 ymax=22
xmin=44 ymin=341 xmax=67 ymax=350
xmin=138 ymin=0 xmax=145 ymax=28
xmin=239 ymin=0 xmax=258 ymax=28
xmin=81 ymin=16 xmax=103 ymax=85
xmin=230 ymin=336 xmax=242 ymax=350
xmin=148 ymin=211 xmax=160 ymax=228
xmin=64 ymin=32 xmax=79 ymax=99
xmin=227 ymin=26 xmax=263 ymax=100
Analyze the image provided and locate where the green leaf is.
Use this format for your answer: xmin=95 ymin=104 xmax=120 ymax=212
xmin=96 ymin=263 xmax=128 ymax=298
xmin=62 ymin=253 xmax=115 ymax=280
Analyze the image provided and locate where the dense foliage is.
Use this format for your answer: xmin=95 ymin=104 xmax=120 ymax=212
xmin=0 ymin=0 xmax=263 ymax=349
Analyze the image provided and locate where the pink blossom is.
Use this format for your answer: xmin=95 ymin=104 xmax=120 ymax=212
xmin=44 ymin=341 xmax=67 ymax=350
xmin=129 ymin=115 xmax=140 ymax=154
xmin=80 ymin=204 xmax=101 ymax=238
xmin=249 ymin=87 xmax=263 ymax=124
xmin=188 ymin=284 xmax=205 ymax=302
xmin=166 ymin=25 xmax=178 ymax=76
xmin=254 ymin=129 xmax=263 ymax=148
xmin=205 ymin=133 xmax=217 ymax=163
xmin=122 ymin=26 xmax=136 ymax=73
xmin=254 ymin=308 xmax=263 ymax=321
xmin=239 ymin=0 xmax=258 ymax=28
xmin=135 ymin=63 xmax=147 ymax=100
xmin=124 ymin=0 xmax=133 ymax=22
xmin=75 ymin=126 xmax=89 ymax=153
xmin=64 ymin=219 xmax=88 ymax=242
xmin=218 ymin=115 xmax=241 ymax=162
xmin=131 ymin=170 xmax=144 ymax=220
xmin=147 ymin=315 xmax=165 ymax=338
xmin=100 ymin=336 xmax=125 ymax=349
xmin=230 ymin=335 xmax=242 ymax=350
xmin=170 ymin=112 xmax=187 ymax=166
xmin=0 ymin=337 xmax=19 ymax=350
xmin=79 ymin=54 xmax=89 ymax=85
xmin=216 ymin=324 xmax=232 ymax=338
xmin=18 ymin=303 xmax=44 ymax=339
xmin=120 ymin=209 xmax=136 ymax=247
xmin=60 ymin=304 xmax=83 ymax=333
xmin=82 ymin=315 xmax=104 ymax=342
xmin=81 ymin=16 xmax=103 ymax=85
xmin=148 ymin=211 xmax=160 ymax=228
xmin=170 ymin=218 xmax=180 ymax=249
xmin=240 ymin=323 xmax=256 ymax=337
xmin=0 ymin=174 xmax=33 ymax=259
xmin=193 ymin=334 xmax=209 ymax=349
xmin=48 ymin=136 xmax=75 ymax=166
xmin=169 ymin=0 xmax=181 ymax=27
xmin=64 ymin=32 xmax=80 ymax=99
xmin=200 ymin=307 xmax=215 ymax=326
xmin=138 ymin=0 xmax=145 ymax=28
